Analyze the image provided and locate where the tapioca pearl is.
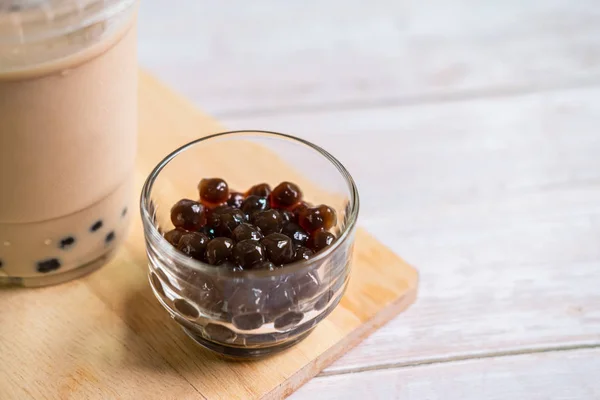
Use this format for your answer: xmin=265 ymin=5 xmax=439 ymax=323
xmin=226 ymin=284 xmax=267 ymax=315
xmin=105 ymin=231 xmax=115 ymax=244
xmin=59 ymin=236 xmax=76 ymax=250
xmin=90 ymin=220 xmax=103 ymax=232
xmin=37 ymin=258 xmax=61 ymax=273
xmin=264 ymin=280 xmax=296 ymax=319
xmin=314 ymin=290 xmax=334 ymax=311
xmin=270 ymin=182 xmax=303 ymax=209
xmin=274 ymin=311 xmax=304 ymax=330
xmin=186 ymin=274 xmax=223 ymax=312
xmin=294 ymin=271 xmax=321 ymax=301
xmin=204 ymin=323 xmax=236 ymax=342
xmin=174 ymin=298 xmax=200 ymax=319
xmin=232 ymin=312 xmax=265 ymax=330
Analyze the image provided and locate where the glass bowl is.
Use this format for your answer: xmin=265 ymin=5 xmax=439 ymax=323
xmin=140 ymin=130 xmax=359 ymax=358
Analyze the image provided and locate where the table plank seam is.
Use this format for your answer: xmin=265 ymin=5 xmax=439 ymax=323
xmin=318 ymin=342 xmax=600 ymax=377
xmin=215 ymin=75 xmax=600 ymax=120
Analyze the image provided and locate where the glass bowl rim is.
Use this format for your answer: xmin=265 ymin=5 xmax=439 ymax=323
xmin=140 ymin=130 xmax=360 ymax=277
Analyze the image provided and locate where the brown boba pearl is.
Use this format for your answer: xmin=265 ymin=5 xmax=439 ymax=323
xmin=227 ymin=191 xmax=245 ymax=208
xmin=246 ymin=183 xmax=271 ymax=197
xmin=205 ymin=204 xmax=229 ymax=224
xmin=207 ymin=203 xmax=229 ymax=216
xmin=37 ymin=258 xmax=61 ymax=273
xmin=208 ymin=206 xmax=245 ymax=237
xmin=270 ymin=182 xmax=302 ymax=209
xmin=185 ymin=273 xmax=223 ymax=312
xmin=240 ymin=195 xmax=269 ymax=219
xmin=232 ymin=313 xmax=265 ymax=330
xmin=274 ymin=311 xmax=304 ymax=330
xmin=206 ymin=237 xmax=235 ymax=265
xmin=264 ymin=280 xmax=296 ymax=318
xmin=298 ymin=206 xmax=328 ymax=232
xmin=281 ymin=222 xmax=309 ymax=246
xmin=199 ymin=225 xmax=216 ymax=239
xmin=294 ymin=245 xmax=314 ymax=261
xmin=280 ymin=209 xmax=295 ymax=223
xmin=170 ymin=199 xmax=206 ymax=230
xmin=317 ymin=204 xmax=337 ymax=230
xmin=314 ymin=290 xmax=334 ymax=311
xmin=105 ymin=231 xmax=116 ymax=244
xmin=59 ymin=236 xmax=76 ymax=250
xmin=199 ymin=178 xmax=229 ymax=205
xmin=307 ymin=229 xmax=335 ymax=252
xmin=253 ymin=209 xmax=283 ymax=235
xmin=292 ymin=201 xmax=311 ymax=220
xmin=173 ymin=298 xmax=199 ymax=319
xmin=164 ymin=228 xmax=186 ymax=246
xmin=232 ymin=223 xmax=263 ymax=242
xmin=232 ymin=239 xmax=265 ymax=268
xmin=226 ymin=284 xmax=267 ymax=315
xmin=176 ymin=232 xmax=210 ymax=260
xmin=204 ymin=323 xmax=236 ymax=342
xmin=295 ymin=271 xmax=320 ymax=300
xmin=261 ymin=233 xmax=295 ymax=265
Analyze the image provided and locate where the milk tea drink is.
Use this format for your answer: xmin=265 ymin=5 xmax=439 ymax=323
xmin=0 ymin=0 xmax=139 ymax=286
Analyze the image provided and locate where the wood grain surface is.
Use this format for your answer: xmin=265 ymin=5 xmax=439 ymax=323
xmin=139 ymin=0 xmax=600 ymax=115
xmin=292 ymin=348 xmax=600 ymax=399
xmin=0 ymin=71 xmax=418 ymax=400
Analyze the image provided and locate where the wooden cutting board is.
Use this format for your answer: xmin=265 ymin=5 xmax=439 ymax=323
xmin=0 ymin=71 xmax=418 ymax=400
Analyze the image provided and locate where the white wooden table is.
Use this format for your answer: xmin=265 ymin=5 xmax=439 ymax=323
xmin=138 ymin=1 xmax=600 ymax=398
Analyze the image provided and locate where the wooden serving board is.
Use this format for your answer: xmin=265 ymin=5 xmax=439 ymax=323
xmin=0 ymin=71 xmax=418 ymax=400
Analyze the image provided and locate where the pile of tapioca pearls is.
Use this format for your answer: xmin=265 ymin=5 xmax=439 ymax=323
xmin=163 ymin=179 xmax=337 ymax=270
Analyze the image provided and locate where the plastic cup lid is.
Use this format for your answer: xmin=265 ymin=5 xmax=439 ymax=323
xmin=0 ymin=0 xmax=135 ymax=43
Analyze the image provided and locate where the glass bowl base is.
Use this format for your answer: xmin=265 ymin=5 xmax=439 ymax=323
xmin=183 ymin=327 xmax=315 ymax=359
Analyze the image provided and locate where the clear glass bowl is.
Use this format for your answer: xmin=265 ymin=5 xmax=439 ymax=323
xmin=140 ymin=130 xmax=359 ymax=358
